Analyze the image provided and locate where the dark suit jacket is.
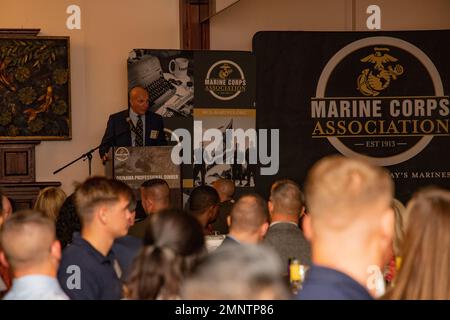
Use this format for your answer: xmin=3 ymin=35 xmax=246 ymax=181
xmin=215 ymin=235 xmax=240 ymax=252
xmin=263 ymin=222 xmax=312 ymax=273
xmin=99 ymin=109 xmax=167 ymax=157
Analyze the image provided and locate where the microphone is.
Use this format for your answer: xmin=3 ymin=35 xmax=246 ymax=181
xmin=126 ymin=117 xmax=137 ymax=133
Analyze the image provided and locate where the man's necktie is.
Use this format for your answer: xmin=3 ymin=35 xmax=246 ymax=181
xmin=135 ymin=115 xmax=144 ymax=146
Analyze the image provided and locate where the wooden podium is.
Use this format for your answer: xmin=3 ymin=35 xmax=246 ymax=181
xmin=105 ymin=146 xmax=182 ymax=207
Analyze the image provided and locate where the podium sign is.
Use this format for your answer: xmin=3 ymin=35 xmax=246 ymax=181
xmin=106 ymin=146 xmax=181 ymax=190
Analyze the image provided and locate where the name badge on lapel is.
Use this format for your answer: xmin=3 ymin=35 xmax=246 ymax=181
xmin=150 ymin=130 xmax=159 ymax=139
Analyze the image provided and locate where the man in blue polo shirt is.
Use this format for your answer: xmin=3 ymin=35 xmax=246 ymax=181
xmin=57 ymin=177 xmax=134 ymax=300
xmin=298 ymin=156 xmax=395 ymax=300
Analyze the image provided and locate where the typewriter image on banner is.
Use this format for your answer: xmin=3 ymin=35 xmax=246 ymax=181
xmin=128 ymin=53 xmax=194 ymax=118
xmin=128 ymin=55 xmax=176 ymax=109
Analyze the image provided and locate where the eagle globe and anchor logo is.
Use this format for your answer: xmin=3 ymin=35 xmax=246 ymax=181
xmin=114 ymin=147 xmax=130 ymax=162
xmin=311 ymin=36 xmax=449 ymax=166
xmin=357 ymin=47 xmax=404 ymax=97
xmin=204 ymin=60 xmax=247 ymax=101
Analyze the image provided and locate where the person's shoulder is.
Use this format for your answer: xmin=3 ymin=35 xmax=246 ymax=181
xmin=114 ymin=235 xmax=143 ymax=250
xmin=298 ymin=283 xmax=372 ymax=300
xmin=218 ymin=236 xmax=240 ymax=249
xmin=60 ymin=241 xmax=93 ymax=267
xmin=146 ymin=111 xmax=164 ymax=121
xmin=109 ymin=109 xmax=128 ymax=120
xmin=268 ymin=222 xmax=300 ymax=234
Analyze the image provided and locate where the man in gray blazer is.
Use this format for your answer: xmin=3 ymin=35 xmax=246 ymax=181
xmin=263 ymin=180 xmax=311 ymax=273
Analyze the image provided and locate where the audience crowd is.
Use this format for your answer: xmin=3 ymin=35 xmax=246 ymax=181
xmin=0 ymin=155 xmax=449 ymax=300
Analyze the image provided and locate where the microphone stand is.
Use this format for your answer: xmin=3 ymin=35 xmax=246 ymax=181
xmin=53 ymin=143 xmax=103 ymax=176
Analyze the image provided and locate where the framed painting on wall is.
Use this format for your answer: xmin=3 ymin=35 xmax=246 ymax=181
xmin=0 ymin=36 xmax=71 ymax=140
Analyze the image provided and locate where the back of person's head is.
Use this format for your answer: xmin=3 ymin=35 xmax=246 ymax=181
xmin=305 ymin=155 xmax=394 ymax=234
xmin=188 ymin=185 xmax=220 ymax=226
xmin=55 ymin=194 xmax=80 ymax=249
xmin=269 ymin=179 xmax=304 ymax=217
xmin=188 ymin=185 xmax=220 ymax=214
xmin=229 ymin=194 xmax=269 ymax=235
xmin=125 ymin=209 xmax=205 ymax=299
xmin=212 ymin=179 xmax=235 ymax=202
xmin=74 ymin=176 xmax=133 ymax=225
xmin=34 ymin=187 xmax=67 ymax=221
xmin=0 ymin=210 xmax=59 ymax=273
xmin=181 ymin=245 xmax=289 ymax=300
xmin=140 ymin=179 xmax=170 ymax=214
xmin=385 ymin=187 xmax=450 ymax=300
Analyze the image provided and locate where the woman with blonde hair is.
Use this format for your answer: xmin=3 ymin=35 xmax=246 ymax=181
xmin=384 ymin=187 xmax=450 ymax=299
xmin=34 ymin=187 xmax=67 ymax=221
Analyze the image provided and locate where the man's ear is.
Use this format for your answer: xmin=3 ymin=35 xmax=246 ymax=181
xmin=0 ymin=251 xmax=9 ymax=269
xmin=260 ymin=222 xmax=269 ymax=238
xmin=146 ymin=198 xmax=155 ymax=215
xmin=301 ymin=206 xmax=306 ymax=216
xmin=268 ymin=200 xmax=274 ymax=217
xmin=226 ymin=215 xmax=231 ymax=228
xmin=98 ymin=206 xmax=108 ymax=224
xmin=51 ymin=240 xmax=62 ymax=261
xmin=380 ymin=207 xmax=395 ymax=257
xmin=206 ymin=205 xmax=217 ymax=223
xmin=302 ymin=214 xmax=313 ymax=242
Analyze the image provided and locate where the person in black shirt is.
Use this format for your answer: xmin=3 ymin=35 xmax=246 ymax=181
xmin=298 ymin=156 xmax=394 ymax=300
xmin=57 ymin=177 xmax=134 ymax=300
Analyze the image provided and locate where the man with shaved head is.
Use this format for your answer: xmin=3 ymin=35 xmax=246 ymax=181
xmin=99 ymin=85 xmax=167 ymax=160
xmin=299 ymin=156 xmax=395 ymax=300
xmin=264 ymin=179 xmax=311 ymax=272
xmin=0 ymin=210 xmax=68 ymax=300
xmin=218 ymin=194 xmax=269 ymax=249
xmin=128 ymin=179 xmax=171 ymax=239
xmin=0 ymin=192 xmax=12 ymax=225
xmin=211 ymin=179 xmax=235 ymax=234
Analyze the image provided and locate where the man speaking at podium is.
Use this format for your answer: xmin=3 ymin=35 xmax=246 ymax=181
xmin=99 ymin=86 xmax=167 ymax=161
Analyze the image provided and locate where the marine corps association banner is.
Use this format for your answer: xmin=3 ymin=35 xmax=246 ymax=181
xmin=253 ymin=31 xmax=450 ymax=202
xmin=127 ymin=49 xmax=256 ymax=200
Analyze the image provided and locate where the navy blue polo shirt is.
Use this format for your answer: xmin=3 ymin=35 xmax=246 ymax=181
xmin=297 ymin=265 xmax=373 ymax=300
xmin=111 ymin=235 xmax=142 ymax=280
xmin=57 ymin=233 xmax=122 ymax=300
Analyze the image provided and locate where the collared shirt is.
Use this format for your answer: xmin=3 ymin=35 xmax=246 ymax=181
xmin=297 ymin=265 xmax=373 ymax=300
xmin=3 ymin=275 xmax=69 ymax=300
xmin=215 ymin=235 xmax=241 ymax=252
xmin=225 ymin=235 xmax=240 ymax=244
xmin=269 ymin=221 xmax=298 ymax=227
xmin=129 ymin=108 xmax=146 ymax=146
xmin=57 ymin=233 xmax=122 ymax=300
